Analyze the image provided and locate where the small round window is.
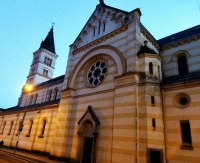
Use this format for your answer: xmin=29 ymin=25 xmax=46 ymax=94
xmin=173 ymin=92 xmax=190 ymax=109
xmin=87 ymin=60 xmax=107 ymax=87
xmin=179 ymin=97 xmax=188 ymax=105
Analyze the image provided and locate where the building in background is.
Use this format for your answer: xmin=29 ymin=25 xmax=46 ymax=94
xmin=0 ymin=1 xmax=200 ymax=163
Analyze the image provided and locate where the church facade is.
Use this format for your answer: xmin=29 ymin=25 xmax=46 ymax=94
xmin=1 ymin=1 xmax=200 ymax=163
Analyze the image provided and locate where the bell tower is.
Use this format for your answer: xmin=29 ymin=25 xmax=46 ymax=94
xmin=26 ymin=26 xmax=58 ymax=85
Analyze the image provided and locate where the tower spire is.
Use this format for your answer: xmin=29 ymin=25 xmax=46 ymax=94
xmin=40 ymin=26 xmax=56 ymax=53
xmin=99 ymin=0 xmax=105 ymax=5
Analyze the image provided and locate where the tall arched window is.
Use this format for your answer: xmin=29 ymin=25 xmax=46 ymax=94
xmin=149 ymin=62 xmax=153 ymax=75
xmin=41 ymin=119 xmax=47 ymax=136
xmin=28 ymin=119 xmax=33 ymax=135
xmin=178 ymin=56 xmax=188 ymax=75
xmin=103 ymin=22 xmax=106 ymax=32
xmin=16 ymin=120 xmax=22 ymax=136
xmin=93 ymin=27 xmax=96 ymax=37
xmin=8 ymin=121 xmax=14 ymax=135
xmin=98 ymin=20 xmax=101 ymax=34
xmin=1 ymin=121 xmax=6 ymax=135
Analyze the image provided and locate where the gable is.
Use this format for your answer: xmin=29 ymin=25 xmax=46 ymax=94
xmin=71 ymin=3 xmax=141 ymax=52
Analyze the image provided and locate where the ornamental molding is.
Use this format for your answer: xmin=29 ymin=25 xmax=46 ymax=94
xmin=161 ymin=34 xmax=200 ymax=50
xmin=140 ymin=27 xmax=160 ymax=50
xmin=33 ymin=48 xmax=58 ymax=59
xmin=72 ymin=25 xmax=128 ymax=55
xmin=137 ymin=53 xmax=162 ymax=62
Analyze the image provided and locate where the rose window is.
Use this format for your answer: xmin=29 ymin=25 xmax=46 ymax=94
xmin=87 ymin=61 xmax=107 ymax=86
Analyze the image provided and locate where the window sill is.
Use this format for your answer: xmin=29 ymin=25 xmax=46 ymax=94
xmin=7 ymin=133 xmax=10 ymax=135
xmin=26 ymin=134 xmax=30 ymax=137
xmin=38 ymin=135 xmax=44 ymax=138
xmin=180 ymin=143 xmax=193 ymax=150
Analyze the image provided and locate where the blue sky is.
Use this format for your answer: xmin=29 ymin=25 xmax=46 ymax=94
xmin=0 ymin=0 xmax=200 ymax=109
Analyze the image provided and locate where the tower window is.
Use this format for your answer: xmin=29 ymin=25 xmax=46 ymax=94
xmin=151 ymin=96 xmax=155 ymax=106
xmin=158 ymin=65 xmax=160 ymax=78
xmin=180 ymin=120 xmax=192 ymax=148
xmin=149 ymin=62 xmax=153 ymax=75
xmin=43 ymin=69 xmax=48 ymax=77
xmin=178 ymin=56 xmax=188 ymax=75
xmin=44 ymin=57 xmax=52 ymax=66
xmin=152 ymin=118 xmax=156 ymax=130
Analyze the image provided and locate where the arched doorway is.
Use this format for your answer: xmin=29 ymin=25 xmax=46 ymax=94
xmin=76 ymin=106 xmax=100 ymax=163
xmin=81 ymin=121 xmax=94 ymax=163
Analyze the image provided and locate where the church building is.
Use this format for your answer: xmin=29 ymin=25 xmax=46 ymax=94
xmin=1 ymin=1 xmax=200 ymax=163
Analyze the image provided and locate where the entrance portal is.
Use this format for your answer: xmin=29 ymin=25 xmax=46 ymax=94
xmin=150 ymin=150 xmax=161 ymax=163
xmin=147 ymin=148 xmax=163 ymax=163
xmin=82 ymin=137 xmax=93 ymax=163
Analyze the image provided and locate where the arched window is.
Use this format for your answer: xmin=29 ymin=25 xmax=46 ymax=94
xmin=41 ymin=119 xmax=47 ymax=136
xmin=43 ymin=69 xmax=48 ymax=77
xmin=178 ymin=56 xmax=188 ymax=75
xmin=28 ymin=119 xmax=33 ymax=135
xmin=1 ymin=121 xmax=6 ymax=135
xmin=98 ymin=20 xmax=101 ymax=34
xmin=49 ymin=59 xmax=52 ymax=66
xmin=47 ymin=90 xmax=52 ymax=101
xmin=93 ymin=28 xmax=96 ymax=37
xmin=54 ymin=89 xmax=58 ymax=100
xmin=149 ymin=62 xmax=153 ymax=75
xmin=16 ymin=120 xmax=22 ymax=136
xmin=158 ymin=65 xmax=160 ymax=78
xmin=103 ymin=22 xmax=106 ymax=32
xmin=29 ymin=95 xmax=33 ymax=105
xmin=8 ymin=121 xmax=14 ymax=135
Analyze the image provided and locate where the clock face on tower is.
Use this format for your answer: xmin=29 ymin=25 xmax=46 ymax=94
xmin=87 ymin=60 xmax=107 ymax=87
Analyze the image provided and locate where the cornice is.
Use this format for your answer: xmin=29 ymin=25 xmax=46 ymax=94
xmin=137 ymin=53 xmax=162 ymax=62
xmin=30 ymin=61 xmax=55 ymax=69
xmin=140 ymin=27 xmax=160 ymax=50
xmin=33 ymin=48 xmax=58 ymax=59
xmin=0 ymin=104 xmax=59 ymax=116
xmin=72 ymin=25 xmax=128 ymax=55
xmin=27 ymin=73 xmax=51 ymax=80
xmin=162 ymin=79 xmax=200 ymax=91
xmin=161 ymin=34 xmax=200 ymax=50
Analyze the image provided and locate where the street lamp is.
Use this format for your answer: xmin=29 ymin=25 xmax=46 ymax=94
xmin=14 ymin=84 xmax=33 ymax=154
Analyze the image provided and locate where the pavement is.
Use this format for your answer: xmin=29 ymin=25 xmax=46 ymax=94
xmin=0 ymin=146 xmax=67 ymax=163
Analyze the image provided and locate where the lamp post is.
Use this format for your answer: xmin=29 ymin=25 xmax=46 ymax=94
xmin=14 ymin=84 xmax=33 ymax=154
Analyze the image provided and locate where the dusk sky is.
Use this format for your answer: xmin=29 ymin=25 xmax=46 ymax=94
xmin=0 ymin=0 xmax=200 ymax=109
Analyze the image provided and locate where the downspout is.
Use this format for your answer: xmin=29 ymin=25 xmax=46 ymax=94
xmin=135 ymin=81 xmax=138 ymax=163
xmin=110 ymin=92 xmax=115 ymax=163
xmin=161 ymin=89 xmax=168 ymax=163
xmin=10 ymin=113 xmax=19 ymax=147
